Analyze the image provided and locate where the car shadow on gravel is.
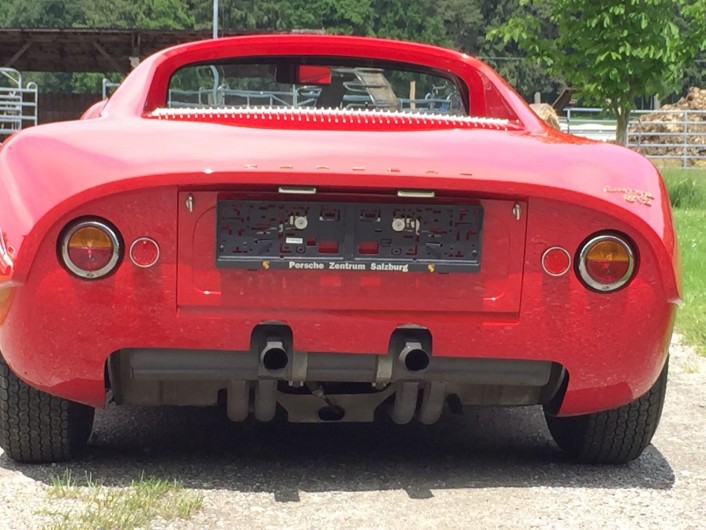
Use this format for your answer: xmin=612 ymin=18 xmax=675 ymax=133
xmin=5 ymin=403 xmax=675 ymax=499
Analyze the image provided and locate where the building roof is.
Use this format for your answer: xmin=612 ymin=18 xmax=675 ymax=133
xmin=0 ymin=28 xmax=225 ymax=73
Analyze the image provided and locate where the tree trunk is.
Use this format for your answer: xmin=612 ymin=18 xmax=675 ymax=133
xmin=615 ymin=108 xmax=630 ymax=146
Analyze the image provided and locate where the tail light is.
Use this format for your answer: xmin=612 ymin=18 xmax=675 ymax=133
xmin=577 ymin=233 xmax=636 ymax=292
xmin=60 ymin=219 xmax=121 ymax=279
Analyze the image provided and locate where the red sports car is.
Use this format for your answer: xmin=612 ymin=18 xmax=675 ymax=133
xmin=0 ymin=34 xmax=680 ymax=464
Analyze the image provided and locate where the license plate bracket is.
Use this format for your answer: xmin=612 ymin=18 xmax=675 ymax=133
xmin=216 ymin=200 xmax=482 ymax=273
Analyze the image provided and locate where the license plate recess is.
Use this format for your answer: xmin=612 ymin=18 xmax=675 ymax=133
xmin=216 ymin=200 xmax=483 ymax=273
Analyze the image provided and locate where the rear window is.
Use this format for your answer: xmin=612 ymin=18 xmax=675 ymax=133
xmin=168 ymin=59 xmax=468 ymax=116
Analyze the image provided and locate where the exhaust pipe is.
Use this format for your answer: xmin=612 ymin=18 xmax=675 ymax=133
xmin=318 ymin=405 xmax=346 ymax=422
xmin=260 ymin=338 xmax=289 ymax=371
xmin=399 ymin=341 xmax=430 ymax=372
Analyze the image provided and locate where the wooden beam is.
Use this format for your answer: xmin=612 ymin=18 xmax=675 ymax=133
xmin=92 ymin=41 xmax=124 ymax=73
xmin=131 ymin=31 xmax=141 ymax=57
xmin=6 ymin=41 xmax=33 ymax=67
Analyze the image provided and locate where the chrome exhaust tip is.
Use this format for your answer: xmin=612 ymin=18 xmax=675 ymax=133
xmin=260 ymin=339 xmax=289 ymax=371
xmin=399 ymin=341 xmax=430 ymax=372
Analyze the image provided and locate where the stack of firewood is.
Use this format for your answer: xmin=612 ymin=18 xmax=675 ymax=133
xmin=629 ymin=87 xmax=706 ymax=167
xmin=529 ymin=103 xmax=561 ymax=130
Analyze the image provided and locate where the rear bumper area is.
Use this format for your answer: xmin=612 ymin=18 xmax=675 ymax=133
xmin=109 ymin=344 xmax=565 ymax=424
xmin=0 ymin=189 xmax=676 ymax=418
xmin=0 ymin=269 xmax=675 ymax=417
xmin=109 ymin=327 xmax=564 ymax=424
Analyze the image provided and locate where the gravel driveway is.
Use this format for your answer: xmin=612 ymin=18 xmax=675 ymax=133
xmin=2 ymin=334 xmax=704 ymax=529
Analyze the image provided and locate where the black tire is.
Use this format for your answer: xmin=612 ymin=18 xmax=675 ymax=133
xmin=0 ymin=355 xmax=94 ymax=463
xmin=545 ymin=359 xmax=668 ymax=464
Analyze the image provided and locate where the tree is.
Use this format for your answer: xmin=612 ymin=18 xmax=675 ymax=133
xmin=471 ymin=0 xmax=566 ymax=102
xmin=83 ymin=0 xmax=193 ymax=29
xmin=2 ymin=0 xmax=87 ymax=27
xmin=189 ymin=0 xmax=289 ymax=33
xmin=369 ymin=0 xmax=448 ymax=45
xmin=189 ymin=0 xmax=446 ymax=44
xmin=491 ymin=0 xmax=706 ymax=145
xmin=0 ymin=3 xmax=10 ymax=26
xmin=277 ymin=0 xmax=374 ymax=35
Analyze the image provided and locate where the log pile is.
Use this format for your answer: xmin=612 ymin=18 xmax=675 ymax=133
xmin=529 ymin=103 xmax=561 ymax=130
xmin=629 ymin=87 xmax=706 ymax=167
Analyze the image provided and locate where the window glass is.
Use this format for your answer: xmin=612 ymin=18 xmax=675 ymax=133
xmin=168 ymin=60 xmax=468 ymax=116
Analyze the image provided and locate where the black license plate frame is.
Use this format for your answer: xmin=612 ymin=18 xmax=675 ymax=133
xmin=216 ymin=199 xmax=483 ymax=273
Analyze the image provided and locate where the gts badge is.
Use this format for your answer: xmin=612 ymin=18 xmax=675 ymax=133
xmin=604 ymin=186 xmax=654 ymax=207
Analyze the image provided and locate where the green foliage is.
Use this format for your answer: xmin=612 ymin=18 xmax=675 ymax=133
xmin=190 ymin=0 xmax=447 ymax=44
xmin=663 ymin=168 xmax=706 ymax=209
xmin=490 ymin=0 xmax=706 ymax=144
xmin=0 ymin=0 xmax=566 ymax=99
xmin=660 ymin=169 xmax=706 ymax=355
xmin=278 ymin=0 xmax=374 ymax=35
xmin=0 ymin=0 xmax=701 ymax=108
xmin=2 ymin=0 xmax=87 ymax=27
xmin=0 ymin=0 xmax=193 ymax=29
xmin=0 ymin=0 xmax=194 ymax=93
xmin=434 ymin=1 xmax=530 ymax=98
xmin=83 ymin=0 xmax=194 ymax=29
xmin=436 ymin=0 xmax=483 ymax=52
xmin=189 ymin=0 xmax=285 ymax=32
xmin=369 ymin=0 xmax=448 ymax=45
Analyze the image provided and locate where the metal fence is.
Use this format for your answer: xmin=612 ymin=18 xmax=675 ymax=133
xmin=166 ymin=85 xmax=452 ymax=113
xmin=4 ymin=77 xmax=704 ymax=170
xmin=0 ymin=68 xmax=38 ymax=138
xmin=561 ymin=107 xmax=706 ymax=168
xmin=102 ymin=78 xmax=120 ymax=99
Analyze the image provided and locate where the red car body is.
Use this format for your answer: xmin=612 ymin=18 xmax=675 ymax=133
xmin=0 ymin=35 xmax=679 ymax=463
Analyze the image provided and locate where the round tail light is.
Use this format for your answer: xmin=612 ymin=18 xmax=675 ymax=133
xmin=577 ymin=234 xmax=636 ymax=292
xmin=61 ymin=220 xmax=121 ymax=279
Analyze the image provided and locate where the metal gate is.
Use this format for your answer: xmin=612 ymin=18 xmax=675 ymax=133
xmin=0 ymin=67 xmax=38 ymax=138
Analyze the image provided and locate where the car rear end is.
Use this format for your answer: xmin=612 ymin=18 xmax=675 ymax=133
xmin=0 ymin=35 xmax=679 ymax=463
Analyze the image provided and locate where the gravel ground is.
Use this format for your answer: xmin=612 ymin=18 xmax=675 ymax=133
xmin=1 ymin=334 xmax=705 ymax=529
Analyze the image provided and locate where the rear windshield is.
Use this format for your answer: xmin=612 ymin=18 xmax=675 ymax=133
xmin=168 ymin=59 xmax=468 ymax=116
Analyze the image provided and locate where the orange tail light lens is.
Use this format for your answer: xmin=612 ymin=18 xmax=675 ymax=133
xmin=61 ymin=220 xmax=121 ymax=279
xmin=578 ymin=234 xmax=636 ymax=292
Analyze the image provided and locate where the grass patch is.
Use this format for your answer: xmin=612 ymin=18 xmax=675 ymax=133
xmin=671 ymin=208 xmax=706 ymax=354
xmin=43 ymin=471 xmax=203 ymax=530
xmin=48 ymin=469 xmax=94 ymax=499
xmin=660 ymin=168 xmax=706 ymax=354
xmin=662 ymin=168 xmax=706 ymax=208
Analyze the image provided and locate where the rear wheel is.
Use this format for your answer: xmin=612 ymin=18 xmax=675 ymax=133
xmin=545 ymin=360 xmax=668 ymax=464
xmin=0 ymin=355 xmax=94 ymax=463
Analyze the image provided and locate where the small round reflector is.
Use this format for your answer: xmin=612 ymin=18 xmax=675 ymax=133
xmin=61 ymin=220 xmax=121 ymax=279
xmin=541 ymin=247 xmax=571 ymax=276
xmin=129 ymin=237 xmax=160 ymax=268
xmin=578 ymin=234 xmax=635 ymax=292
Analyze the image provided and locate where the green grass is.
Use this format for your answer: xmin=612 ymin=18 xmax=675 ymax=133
xmin=662 ymin=168 xmax=706 ymax=209
xmin=662 ymin=169 xmax=706 ymax=354
xmin=42 ymin=470 xmax=203 ymax=530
